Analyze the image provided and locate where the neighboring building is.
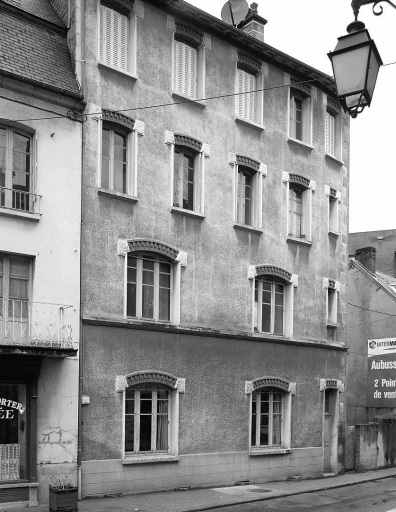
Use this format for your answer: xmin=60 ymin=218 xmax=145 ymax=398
xmin=58 ymin=0 xmax=349 ymax=498
xmin=349 ymin=229 xmax=396 ymax=277
xmin=346 ymin=238 xmax=396 ymax=471
xmin=0 ymin=0 xmax=84 ymax=506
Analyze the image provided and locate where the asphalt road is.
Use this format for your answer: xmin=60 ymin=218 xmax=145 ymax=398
xmin=206 ymin=477 xmax=396 ymax=511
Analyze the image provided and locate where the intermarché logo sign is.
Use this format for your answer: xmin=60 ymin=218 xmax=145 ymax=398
xmin=367 ymin=338 xmax=396 ymax=407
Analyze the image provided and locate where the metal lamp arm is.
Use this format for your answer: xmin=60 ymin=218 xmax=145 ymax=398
xmin=352 ymin=0 xmax=396 ymax=18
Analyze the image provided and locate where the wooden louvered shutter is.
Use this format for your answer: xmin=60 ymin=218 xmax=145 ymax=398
xmin=173 ymin=41 xmax=197 ymax=98
xmin=325 ymin=112 xmax=335 ymax=155
xmin=237 ymin=69 xmax=255 ymax=121
xmin=100 ymin=6 xmax=128 ymax=70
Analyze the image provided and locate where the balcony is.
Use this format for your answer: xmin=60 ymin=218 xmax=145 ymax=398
xmin=0 ymin=186 xmax=41 ymax=220
xmin=0 ymin=300 xmax=76 ymax=356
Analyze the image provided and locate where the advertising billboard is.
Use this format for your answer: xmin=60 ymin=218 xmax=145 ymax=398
xmin=367 ymin=338 xmax=396 ymax=407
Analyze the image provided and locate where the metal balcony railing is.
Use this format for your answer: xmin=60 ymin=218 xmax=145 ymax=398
xmin=0 ymin=186 xmax=41 ymax=215
xmin=0 ymin=300 xmax=73 ymax=349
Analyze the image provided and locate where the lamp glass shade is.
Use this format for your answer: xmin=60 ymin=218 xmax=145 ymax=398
xmin=328 ymin=29 xmax=382 ymax=113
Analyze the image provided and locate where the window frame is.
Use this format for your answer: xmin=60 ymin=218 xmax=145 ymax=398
xmin=326 ymin=186 xmax=341 ymax=235
xmin=0 ymin=123 xmax=38 ymax=215
xmin=125 ymin=253 xmax=173 ymax=323
xmin=324 ymin=97 xmax=343 ymax=162
xmin=248 ymin=381 xmax=292 ymax=455
xmin=173 ymin=146 xmax=202 ymax=213
xmin=97 ymin=113 xmax=138 ymax=199
xmin=98 ymin=2 xmax=137 ymax=76
xmin=235 ymin=65 xmax=264 ymax=127
xmin=172 ymin=35 xmax=205 ymax=102
xmin=254 ymin=277 xmax=285 ymax=336
xmin=285 ymin=173 xmax=314 ymax=243
xmin=325 ymin=279 xmax=339 ymax=327
xmin=251 ymin=388 xmax=284 ymax=449
xmin=233 ymin=156 xmax=265 ymax=231
xmin=288 ymin=87 xmax=312 ymax=146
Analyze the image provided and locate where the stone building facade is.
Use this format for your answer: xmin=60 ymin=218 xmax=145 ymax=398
xmin=0 ymin=0 xmax=84 ymax=506
xmin=59 ymin=0 xmax=349 ymax=498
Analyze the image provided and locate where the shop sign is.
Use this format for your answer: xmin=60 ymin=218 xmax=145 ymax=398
xmin=0 ymin=398 xmax=25 ymax=419
xmin=367 ymin=338 xmax=396 ymax=407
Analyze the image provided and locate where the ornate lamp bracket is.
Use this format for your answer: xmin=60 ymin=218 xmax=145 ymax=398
xmin=352 ymin=0 xmax=396 ymax=18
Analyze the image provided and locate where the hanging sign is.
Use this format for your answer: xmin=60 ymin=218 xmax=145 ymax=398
xmin=367 ymin=338 xmax=396 ymax=407
xmin=0 ymin=398 xmax=25 ymax=419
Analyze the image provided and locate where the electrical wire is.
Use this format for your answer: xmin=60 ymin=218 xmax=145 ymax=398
xmin=348 ymin=302 xmax=396 ymax=317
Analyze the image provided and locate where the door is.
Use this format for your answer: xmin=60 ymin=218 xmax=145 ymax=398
xmin=323 ymin=389 xmax=331 ymax=473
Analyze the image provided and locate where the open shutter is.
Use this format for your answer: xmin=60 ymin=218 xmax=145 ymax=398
xmin=326 ymin=112 xmax=335 ymax=155
xmin=119 ymin=13 xmax=128 ymax=70
xmin=173 ymin=41 xmax=197 ymax=98
xmin=100 ymin=6 xmax=128 ymax=70
xmin=237 ymin=69 xmax=255 ymax=121
xmin=99 ymin=5 xmax=105 ymax=62
xmin=302 ymin=97 xmax=311 ymax=144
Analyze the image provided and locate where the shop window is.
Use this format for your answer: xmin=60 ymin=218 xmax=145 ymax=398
xmin=0 ymin=383 xmax=27 ymax=481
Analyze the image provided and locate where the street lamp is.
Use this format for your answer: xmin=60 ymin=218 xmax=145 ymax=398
xmin=328 ymin=0 xmax=395 ymax=118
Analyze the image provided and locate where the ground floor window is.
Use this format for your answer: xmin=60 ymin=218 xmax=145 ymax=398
xmin=125 ymin=385 xmax=170 ymax=454
xmin=0 ymin=383 xmax=27 ymax=481
xmin=251 ymin=388 xmax=283 ymax=448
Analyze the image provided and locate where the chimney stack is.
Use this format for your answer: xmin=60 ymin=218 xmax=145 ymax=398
xmin=239 ymin=2 xmax=267 ymax=42
xmin=355 ymin=247 xmax=377 ymax=274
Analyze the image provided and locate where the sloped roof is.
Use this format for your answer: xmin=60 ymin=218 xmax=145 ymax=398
xmin=0 ymin=1 xmax=82 ymax=98
xmin=2 ymin=0 xmax=64 ymax=26
xmin=349 ymin=258 xmax=396 ymax=302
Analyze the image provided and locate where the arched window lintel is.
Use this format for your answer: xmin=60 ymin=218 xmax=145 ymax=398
xmin=255 ymin=265 xmax=292 ymax=283
xmin=116 ymin=371 xmax=185 ymax=392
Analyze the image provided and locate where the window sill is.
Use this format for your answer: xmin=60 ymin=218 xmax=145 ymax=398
xmin=235 ymin=117 xmax=265 ymax=132
xmin=253 ymin=331 xmax=289 ymax=340
xmin=98 ymin=61 xmax=137 ymax=82
xmin=328 ymin=230 xmax=340 ymax=238
xmin=249 ymin=448 xmax=291 ymax=456
xmin=0 ymin=207 xmax=41 ymax=222
xmin=325 ymin=153 xmax=344 ymax=166
xmin=287 ymin=138 xmax=314 ymax=152
xmin=234 ymin=223 xmax=263 ymax=235
xmin=287 ymin=236 xmax=312 ymax=246
xmin=123 ymin=455 xmax=180 ymax=465
xmin=98 ymin=188 xmax=138 ymax=203
xmin=171 ymin=206 xmax=205 ymax=220
xmin=172 ymin=92 xmax=206 ymax=109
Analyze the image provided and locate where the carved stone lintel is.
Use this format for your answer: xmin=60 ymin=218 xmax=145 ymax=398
xmin=203 ymin=33 xmax=211 ymax=50
xmin=261 ymin=62 xmax=269 ymax=77
xmin=175 ymin=378 xmax=186 ymax=393
xmin=259 ymin=163 xmax=267 ymax=177
xmin=134 ymin=119 xmax=145 ymax=136
xmin=288 ymin=382 xmax=297 ymax=396
xmin=291 ymin=274 xmax=298 ymax=288
xmin=282 ymin=171 xmax=290 ymax=183
xmin=324 ymin=184 xmax=330 ymax=196
xmin=167 ymin=14 xmax=176 ymax=32
xmin=228 ymin=152 xmax=237 ymax=165
xmin=230 ymin=46 xmax=238 ymax=62
xmin=248 ymin=265 xmax=257 ymax=281
xmin=165 ymin=130 xmax=174 ymax=145
xmin=118 ymin=239 xmax=130 ymax=256
xmin=320 ymin=379 xmax=327 ymax=392
xmin=176 ymin=251 xmax=187 ymax=268
xmin=323 ymin=277 xmax=329 ymax=290
xmin=337 ymin=380 xmax=345 ymax=393
xmin=116 ymin=375 xmax=128 ymax=392
xmin=309 ymin=180 xmax=316 ymax=192
xmin=133 ymin=0 xmax=144 ymax=18
xmin=334 ymin=281 xmax=341 ymax=292
xmin=201 ymin=143 xmax=211 ymax=157
xmin=245 ymin=381 xmax=254 ymax=395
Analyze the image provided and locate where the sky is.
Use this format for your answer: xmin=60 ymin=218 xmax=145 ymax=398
xmin=186 ymin=0 xmax=396 ymax=233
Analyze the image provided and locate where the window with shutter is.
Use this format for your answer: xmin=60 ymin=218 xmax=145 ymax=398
xmin=237 ymin=69 xmax=255 ymax=122
xmin=289 ymin=91 xmax=311 ymax=145
xmin=325 ymin=112 xmax=336 ymax=156
xmin=173 ymin=41 xmax=197 ymax=99
xmin=99 ymin=5 xmax=128 ymax=71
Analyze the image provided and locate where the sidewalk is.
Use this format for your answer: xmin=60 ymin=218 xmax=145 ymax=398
xmin=4 ymin=467 xmax=396 ymax=512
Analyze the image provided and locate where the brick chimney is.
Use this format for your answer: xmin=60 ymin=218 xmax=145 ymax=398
xmin=238 ymin=2 xmax=267 ymax=42
xmin=355 ymin=247 xmax=377 ymax=274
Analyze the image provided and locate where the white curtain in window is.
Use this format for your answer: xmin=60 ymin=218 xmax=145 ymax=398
xmin=173 ymin=41 xmax=197 ymax=99
xmin=237 ymin=68 xmax=255 ymax=121
xmin=100 ymin=5 xmax=128 ymax=70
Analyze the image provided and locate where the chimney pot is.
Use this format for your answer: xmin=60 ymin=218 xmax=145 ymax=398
xmin=355 ymin=246 xmax=377 ymax=274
